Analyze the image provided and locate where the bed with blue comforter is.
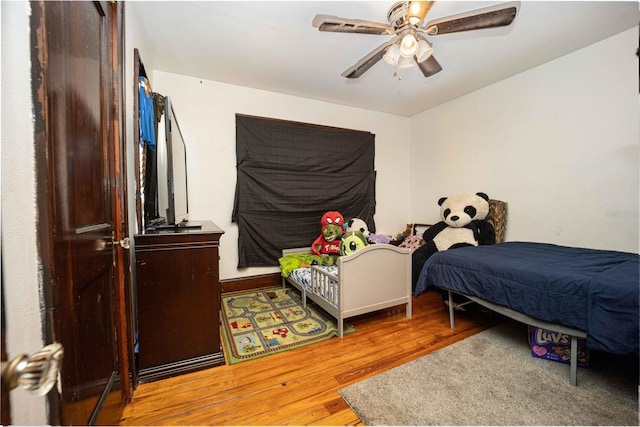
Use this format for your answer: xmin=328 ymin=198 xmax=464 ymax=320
xmin=415 ymin=241 xmax=639 ymax=355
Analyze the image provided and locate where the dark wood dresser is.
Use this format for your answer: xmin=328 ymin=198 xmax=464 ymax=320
xmin=134 ymin=221 xmax=225 ymax=382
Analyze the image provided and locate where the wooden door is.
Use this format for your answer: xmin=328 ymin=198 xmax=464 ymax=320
xmin=1 ymin=283 xmax=10 ymax=425
xmin=31 ymin=1 xmax=131 ymax=424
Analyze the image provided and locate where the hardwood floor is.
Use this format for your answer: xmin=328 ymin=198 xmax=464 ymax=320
xmin=119 ymin=288 xmax=502 ymax=426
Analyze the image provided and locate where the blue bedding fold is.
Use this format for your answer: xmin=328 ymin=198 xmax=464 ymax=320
xmin=415 ymin=242 xmax=639 ymax=354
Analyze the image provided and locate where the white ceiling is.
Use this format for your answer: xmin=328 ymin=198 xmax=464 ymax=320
xmin=131 ymin=1 xmax=639 ymax=117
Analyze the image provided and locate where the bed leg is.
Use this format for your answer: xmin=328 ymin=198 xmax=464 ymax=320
xmin=338 ymin=319 xmax=344 ymax=338
xmin=448 ymin=290 xmax=455 ymax=329
xmin=570 ymin=335 xmax=578 ymax=386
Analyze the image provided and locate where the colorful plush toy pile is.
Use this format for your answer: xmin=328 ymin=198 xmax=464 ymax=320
xmin=312 ymin=211 xmax=377 ymax=264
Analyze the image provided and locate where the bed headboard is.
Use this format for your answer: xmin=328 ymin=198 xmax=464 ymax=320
xmin=487 ymin=199 xmax=508 ymax=243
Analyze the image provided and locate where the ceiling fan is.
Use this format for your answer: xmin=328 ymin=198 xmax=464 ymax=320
xmin=312 ymin=1 xmax=519 ymax=79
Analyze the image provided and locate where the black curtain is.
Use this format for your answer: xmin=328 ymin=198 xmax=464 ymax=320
xmin=233 ymin=114 xmax=376 ymax=267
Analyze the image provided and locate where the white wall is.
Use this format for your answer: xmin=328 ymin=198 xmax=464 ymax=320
xmin=150 ymin=71 xmax=410 ymax=280
xmin=0 ymin=1 xmax=48 ymax=425
xmin=409 ymin=28 xmax=639 ymax=253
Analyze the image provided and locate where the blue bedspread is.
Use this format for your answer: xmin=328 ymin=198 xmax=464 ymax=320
xmin=415 ymin=242 xmax=639 ymax=355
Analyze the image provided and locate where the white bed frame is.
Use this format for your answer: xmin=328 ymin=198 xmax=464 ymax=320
xmin=282 ymin=244 xmax=412 ymax=337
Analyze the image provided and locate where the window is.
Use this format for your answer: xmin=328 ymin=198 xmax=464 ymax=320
xmin=232 ymin=115 xmax=376 ymax=267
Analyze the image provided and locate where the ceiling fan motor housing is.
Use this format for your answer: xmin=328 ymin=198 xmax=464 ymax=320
xmin=387 ymin=2 xmax=411 ymax=30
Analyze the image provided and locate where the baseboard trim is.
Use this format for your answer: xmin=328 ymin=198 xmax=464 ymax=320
xmin=220 ymin=273 xmax=282 ymax=294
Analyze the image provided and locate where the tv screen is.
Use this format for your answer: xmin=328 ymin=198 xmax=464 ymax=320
xmin=157 ymin=96 xmax=189 ymax=225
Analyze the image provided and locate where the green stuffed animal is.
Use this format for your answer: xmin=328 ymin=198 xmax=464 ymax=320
xmin=321 ymin=254 xmax=339 ymax=266
xmin=340 ymin=230 xmax=368 ymax=256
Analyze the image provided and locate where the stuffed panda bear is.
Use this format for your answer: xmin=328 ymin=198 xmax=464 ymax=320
xmin=427 ymin=192 xmax=495 ymax=251
xmin=411 ymin=192 xmax=495 ymax=292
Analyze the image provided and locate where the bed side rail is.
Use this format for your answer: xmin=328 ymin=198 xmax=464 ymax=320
xmin=446 ymin=290 xmax=586 ymax=386
xmin=310 ymin=265 xmax=339 ymax=306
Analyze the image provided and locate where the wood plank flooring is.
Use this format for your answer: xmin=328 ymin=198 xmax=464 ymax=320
xmin=119 ymin=288 xmax=502 ymax=426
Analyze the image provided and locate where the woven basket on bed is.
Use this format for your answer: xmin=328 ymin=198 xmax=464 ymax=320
xmin=487 ymin=199 xmax=508 ymax=243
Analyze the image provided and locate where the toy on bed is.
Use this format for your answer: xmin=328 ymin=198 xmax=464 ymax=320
xmin=367 ymin=233 xmax=391 ymax=244
xmin=340 ymin=230 xmax=368 ymax=255
xmin=345 ymin=218 xmax=369 ymax=239
xmin=411 ymin=192 xmax=496 ymax=291
xmin=345 ymin=217 xmax=395 ymax=244
xmin=312 ymin=211 xmax=345 ymax=265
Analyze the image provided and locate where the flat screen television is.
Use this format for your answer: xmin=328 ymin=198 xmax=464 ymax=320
xmin=156 ymin=96 xmax=189 ymax=226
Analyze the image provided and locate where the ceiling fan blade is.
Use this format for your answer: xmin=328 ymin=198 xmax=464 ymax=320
xmin=342 ymin=36 xmax=401 ymax=78
xmin=424 ymin=1 xmax=519 ymax=35
xmin=416 ymin=55 xmax=442 ymax=78
xmin=312 ymin=14 xmax=393 ymax=35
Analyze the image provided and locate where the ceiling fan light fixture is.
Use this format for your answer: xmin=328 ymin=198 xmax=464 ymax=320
xmin=383 ymin=43 xmax=401 ymax=65
xmin=399 ymin=33 xmax=418 ymax=57
xmin=415 ymin=39 xmax=434 ymax=63
xmin=398 ymin=55 xmax=415 ymax=69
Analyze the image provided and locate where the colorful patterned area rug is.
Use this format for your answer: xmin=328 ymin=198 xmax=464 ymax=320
xmin=220 ymin=287 xmax=354 ymax=364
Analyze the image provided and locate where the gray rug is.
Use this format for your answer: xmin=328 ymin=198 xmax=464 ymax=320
xmin=339 ymin=321 xmax=639 ymax=426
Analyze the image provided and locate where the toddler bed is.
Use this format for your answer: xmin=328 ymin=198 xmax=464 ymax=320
xmin=280 ymin=244 xmax=412 ymax=337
